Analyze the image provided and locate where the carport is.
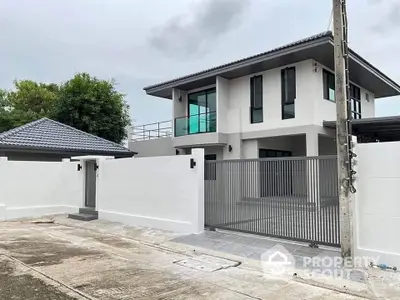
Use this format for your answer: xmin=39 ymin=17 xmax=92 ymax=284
xmin=323 ymin=115 xmax=400 ymax=143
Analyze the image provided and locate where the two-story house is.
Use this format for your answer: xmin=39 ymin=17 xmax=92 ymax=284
xmin=130 ymin=31 xmax=400 ymax=160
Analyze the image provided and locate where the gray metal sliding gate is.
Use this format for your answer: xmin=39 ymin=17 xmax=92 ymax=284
xmin=204 ymin=156 xmax=340 ymax=247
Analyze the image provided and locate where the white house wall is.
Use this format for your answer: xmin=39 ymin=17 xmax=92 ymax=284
xmin=225 ymin=60 xmax=319 ymax=134
xmin=135 ymin=58 xmax=376 ymax=159
xmin=171 ymin=59 xmax=376 ymax=135
xmin=132 ymin=137 xmax=176 ymax=158
xmin=217 ymin=77 xmax=229 ymax=133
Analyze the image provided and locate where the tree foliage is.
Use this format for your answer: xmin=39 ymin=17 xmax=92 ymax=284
xmin=0 ymin=74 xmax=131 ymax=144
xmin=54 ymin=73 xmax=130 ymax=144
xmin=0 ymin=81 xmax=58 ymax=132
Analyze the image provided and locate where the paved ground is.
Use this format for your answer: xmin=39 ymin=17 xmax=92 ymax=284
xmin=0 ymin=215 xmax=397 ymax=299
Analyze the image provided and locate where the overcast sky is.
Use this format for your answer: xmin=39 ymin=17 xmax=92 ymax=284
xmin=1 ymin=0 xmax=399 ymax=125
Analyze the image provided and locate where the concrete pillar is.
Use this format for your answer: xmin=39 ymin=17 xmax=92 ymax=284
xmin=306 ymin=132 xmax=320 ymax=205
xmin=191 ymin=148 xmax=205 ymax=234
xmin=306 ymin=132 xmax=319 ymax=157
xmin=223 ymin=134 xmax=242 ymax=160
xmin=172 ymin=88 xmax=187 ymax=137
xmin=242 ymin=140 xmax=259 ymax=159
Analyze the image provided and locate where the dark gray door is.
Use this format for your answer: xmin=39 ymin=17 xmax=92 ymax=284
xmin=259 ymin=149 xmax=292 ymax=197
xmin=85 ymin=161 xmax=97 ymax=208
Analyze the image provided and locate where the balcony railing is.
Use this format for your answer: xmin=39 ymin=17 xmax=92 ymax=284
xmin=131 ymin=120 xmax=172 ymax=141
xmin=174 ymin=111 xmax=217 ymax=137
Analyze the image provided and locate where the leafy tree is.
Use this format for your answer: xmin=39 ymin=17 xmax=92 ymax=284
xmin=0 ymin=89 xmax=13 ymax=132
xmin=54 ymin=73 xmax=130 ymax=143
xmin=0 ymin=81 xmax=58 ymax=132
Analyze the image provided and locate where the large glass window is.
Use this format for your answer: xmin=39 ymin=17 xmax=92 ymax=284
xmin=186 ymin=88 xmax=216 ymax=134
xmin=281 ymin=67 xmax=296 ymax=119
xmin=323 ymin=69 xmax=335 ymax=101
xmin=350 ymin=84 xmax=361 ymax=119
xmin=250 ymin=75 xmax=263 ymax=123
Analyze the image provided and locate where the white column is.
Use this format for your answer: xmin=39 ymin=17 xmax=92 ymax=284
xmin=306 ymin=132 xmax=320 ymax=205
xmin=191 ymin=148 xmax=205 ymax=234
xmin=306 ymin=132 xmax=319 ymax=156
xmin=172 ymin=88 xmax=188 ymax=137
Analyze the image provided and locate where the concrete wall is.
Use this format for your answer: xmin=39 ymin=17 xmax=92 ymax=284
xmin=242 ymin=140 xmax=259 ymax=159
xmin=318 ymin=135 xmax=337 ymax=155
xmin=354 ymin=141 xmax=400 ymax=267
xmin=97 ymin=149 xmax=205 ymax=234
xmin=0 ymin=158 xmax=82 ymax=220
xmin=130 ymin=137 xmax=176 ymax=157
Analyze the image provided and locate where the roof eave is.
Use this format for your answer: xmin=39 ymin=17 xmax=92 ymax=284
xmin=347 ymin=48 xmax=400 ymax=98
xmin=144 ymin=34 xmax=400 ymax=100
xmin=144 ymin=34 xmax=333 ymax=98
xmin=0 ymin=144 xmax=136 ymax=157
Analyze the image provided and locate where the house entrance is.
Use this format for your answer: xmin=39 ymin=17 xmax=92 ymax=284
xmin=259 ymin=149 xmax=292 ymax=197
xmin=85 ymin=160 xmax=97 ymax=208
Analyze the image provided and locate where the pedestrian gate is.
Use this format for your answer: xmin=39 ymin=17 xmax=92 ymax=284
xmin=204 ymin=156 xmax=340 ymax=247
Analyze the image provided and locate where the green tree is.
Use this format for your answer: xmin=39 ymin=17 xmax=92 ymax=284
xmin=0 ymin=89 xmax=13 ymax=132
xmin=54 ymin=73 xmax=130 ymax=143
xmin=0 ymin=81 xmax=59 ymax=132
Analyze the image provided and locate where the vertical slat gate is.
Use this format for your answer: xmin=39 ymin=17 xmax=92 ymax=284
xmin=204 ymin=156 xmax=340 ymax=247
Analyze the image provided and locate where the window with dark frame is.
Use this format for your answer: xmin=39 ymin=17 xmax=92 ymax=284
xmin=350 ymin=84 xmax=361 ymax=119
xmin=323 ymin=69 xmax=335 ymax=101
xmin=250 ymin=75 xmax=263 ymax=123
xmin=281 ymin=67 xmax=296 ymax=119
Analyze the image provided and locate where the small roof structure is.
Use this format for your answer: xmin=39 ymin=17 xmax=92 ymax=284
xmin=144 ymin=31 xmax=400 ymax=99
xmin=324 ymin=116 xmax=400 ymax=142
xmin=0 ymin=118 xmax=136 ymax=157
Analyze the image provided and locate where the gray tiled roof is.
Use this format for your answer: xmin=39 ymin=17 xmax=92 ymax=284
xmin=0 ymin=118 xmax=134 ymax=155
xmin=144 ymin=31 xmax=333 ymax=90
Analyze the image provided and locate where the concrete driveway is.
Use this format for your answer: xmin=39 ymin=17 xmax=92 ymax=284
xmin=0 ymin=216 xmax=367 ymax=299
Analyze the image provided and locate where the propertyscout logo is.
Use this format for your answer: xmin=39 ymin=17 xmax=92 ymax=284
xmin=261 ymin=244 xmax=296 ymax=275
xmin=261 ymin=244 xmax=379 ymax=280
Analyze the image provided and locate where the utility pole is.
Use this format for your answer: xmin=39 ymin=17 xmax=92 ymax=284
xmin=332 ymin=0 xmax=352 ymax=259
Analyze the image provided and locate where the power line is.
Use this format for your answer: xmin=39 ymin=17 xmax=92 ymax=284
xmin=327 ymin=8 xmax=334 ymax=31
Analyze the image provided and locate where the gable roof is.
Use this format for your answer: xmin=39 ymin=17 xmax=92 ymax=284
xmin=144 ymin=31 xmax=400 ymax=99
xmin=0 ymin=118 xmax=135 ymax=157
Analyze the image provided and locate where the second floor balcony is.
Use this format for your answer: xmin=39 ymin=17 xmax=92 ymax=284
xmin=174 ymin=111 xmax=216 ymax=137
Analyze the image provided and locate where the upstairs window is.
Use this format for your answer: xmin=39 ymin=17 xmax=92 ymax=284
xmin=281 ymin=67 xmax=296 ymax=119
xmin=350 ymin=84 xmax=361 ymax=119
xmin=323 ymin=69 xmax=335 ymax=101
xmin=250 ymin=75 xmax=263 ymax=123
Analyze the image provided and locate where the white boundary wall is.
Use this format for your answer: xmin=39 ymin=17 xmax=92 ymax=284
xmin=354 ymin=141 xmax=400 ymax=267
xmin=97 ymin=149 xmax=205 ymax=234
xmin=0 ymin=158 xmax=83 ymax=220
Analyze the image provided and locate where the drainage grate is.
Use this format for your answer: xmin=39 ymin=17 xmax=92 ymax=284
xmin=174 ymin=254 xmax=240 ymax=272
